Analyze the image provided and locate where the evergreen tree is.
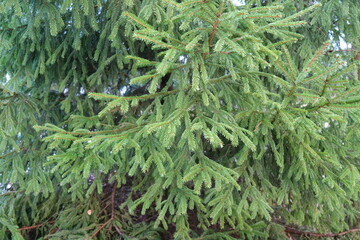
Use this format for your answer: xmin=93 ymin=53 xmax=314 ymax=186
xmin=0 ymin=0 xmax=359 ymax=239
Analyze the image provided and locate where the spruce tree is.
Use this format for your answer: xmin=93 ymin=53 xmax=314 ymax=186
xmin=0 ymin=0 xmax=359 ymax=239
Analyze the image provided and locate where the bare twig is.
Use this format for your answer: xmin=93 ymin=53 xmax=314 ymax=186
xmin=90 ymin=219 xmax=112 ymax=238
xmin=18 ymin=221 xmax=55 ymax=231
xmin=90 ymin=181 xmax=118 ymax=239
xmin=285 ymin=226 xmax=360 ymax=238
xmin=113 ymin=225 xmax=123 ymax=236
xmin=111 ymin=181 xmax=117 ymax=220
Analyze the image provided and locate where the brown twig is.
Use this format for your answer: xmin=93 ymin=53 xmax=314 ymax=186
xmin=287 ymin=84 xmax=297 ymax=98
xmin=111 ymin=181 xmax=117 ymax=219
xmin=90 ymin=219 xmax=112 ymax=238
xmin=90 ymin=181 xmax=118 ymax=239
xmin=319 ymin=78 xmax=329 ymax=97
xmin=285 ymin=226 xmax=360 ymax=238
xmin=18 ymin=221 xmax=55 ymax=231
xmin=48 ymin=226 xmax=59 ymax=236
xmin=113 ymin=225 xmax=123 ymax=236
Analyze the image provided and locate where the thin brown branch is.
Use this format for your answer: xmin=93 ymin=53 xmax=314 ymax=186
xmin=201 ymin=0 xmax=225 ymax=60
xmin=208 ymin=1 xmax=225 ymax=47
xmin=320 ymin=78 xmax=329 ymax=97
xmin=111 ymin=181 xmax=117 ymax=219
xmin=96 ymin=202 xmax=111 ymax=217
xmin=18 ymin=221 xmax=55 ymax=231
xmin=285 ymin=226 xmax=360 ymax=238
xmin=90 ymin=219 xmax=112 ymax=238
xmin=305 ymin=42 xmax=331 ymax=69
xmin=113 ymin=225 xmax=123 ymax=236
xmin=287 ymin=84 xmax=297 ymax=98
xmin=48 ymin=226 xmax=59 ymax=236
xmin=90 ymin=181 xmax=118 ymax=239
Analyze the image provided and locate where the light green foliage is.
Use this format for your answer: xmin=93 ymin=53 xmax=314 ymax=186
xmin=0 ymin=0 xmax=359 ymax=239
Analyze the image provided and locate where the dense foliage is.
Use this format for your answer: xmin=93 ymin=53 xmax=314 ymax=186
xmin=0 ymin=0 xmax=359 ymax=239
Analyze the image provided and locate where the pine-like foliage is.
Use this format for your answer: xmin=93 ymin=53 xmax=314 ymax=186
xmin=0 ymin=0 xmax=359 ymax=239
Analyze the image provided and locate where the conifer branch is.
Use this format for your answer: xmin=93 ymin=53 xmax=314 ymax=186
xmin=161 ymin=0 xmax=179 ymax=7
xmin=182 ymin=1 xmax=203 ymax=7
xmin=304 ymin=42 xmax=331 ymax=70
xmin=302 ymin=62 xmax=343 ymax=83
xmin=35 ymin=124 xmax=138 ymax=136
xmin=308 ymin=87 xmax=360 ymax=111
xmin=0 ymin=4 xmax=102 ymax=33
xmin=0 ymin=147 xmax=28 ymax=159
xmin=234 ymin=3 xmax=319 ymax=41
xmin=320 ymin=78 xmax=329 ymax=97
xmin=245 ymin=14 xmax=281 ymax=19
xmin=328 ymin=87 xmax=360 ymax=104
xmin=307 ymin=102 xmax=330 ymax=112
xmin=273 ymin=60 xmax=294 ymax=83
xmin=89 ymin=75 xmax=231 ymax=104
xmin=123 ymin=12 xmax=154 ymax=30
xmin=0 ymin=24 xmax=27 ymax=32
xmin=327 ymin=49 xmax=360 ymax=53
xmin=0 ymin=94 xmax=18 ymax=101
xmin=287 ymin=84 xmax=297 ymax=98
xmin=90 ymin=89 xmax=180 ymax=101
xmin=134 ymin=34 xmax=186 ymax=52
xmin=0 ymin=191 xmax=23 ymax=198
xmin=284 ymin=226 xmax=360 ymax=238
xmin=282 ymin=46 xmax=297 ymax=81
xmin=90 ymin=218 xmax=112 ymax=239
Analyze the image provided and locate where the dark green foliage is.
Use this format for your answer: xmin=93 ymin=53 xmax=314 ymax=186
xmin=0 ymin=0 xmax=359 ymax=239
